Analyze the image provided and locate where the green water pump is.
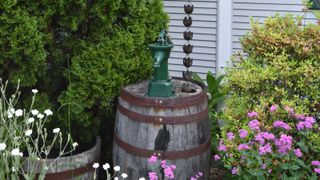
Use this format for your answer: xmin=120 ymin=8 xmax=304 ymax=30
xmin=148 ymin=30 xmax=174 ymax=97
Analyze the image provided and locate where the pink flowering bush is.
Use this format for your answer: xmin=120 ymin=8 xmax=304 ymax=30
xmin=217 ymin=105 xmax=320 ymax=179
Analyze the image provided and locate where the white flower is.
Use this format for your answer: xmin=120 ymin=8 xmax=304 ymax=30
xmin=114 ymin=166 xmax=120 ymax=172
xmin=11 ymin=148 xmax=20 ymax=156
xmin=102 ymin=163 xmax=110 ymax=170
xmin=7 ymin=112 xmax=13 ymax=118
xmin=37 ymin=157 xmax=40 ymax=160
xmin=139 ymin=178 xmax=146 ymax=180
xmin=32 ymin=89 xmax=38 ymax=94
xmin=114 ymin=177 xmax=119 ymax=180
xmin=25 ymin=129 xmax=32 ymax=136
xmin=121 ymin=173 xmax=128 ymax=179
xmin=12 ymin=167 xmax=16 ymax=172
xmin=19 ymin=152 xmax=23 ymax=157
xmin=27 ymin=117 xmax=35 ymax=124
xmin=14 ymin=109 xmax=23 ymax=117
xmin=72 ymin=142 xmax=79 ymax=148
xmin=92 ymin=163 xmax=99 ymax=169
xmin=53 ymin=128 xmax=60 ymax=134
xmin=37 ymin=113 xmax=44 ymax=119
xmin=0 ymin=143 xmax=6 ymax=151
xmin=31 ymin=109 xmax=39 ymax=116
xmin=44 ymin=109 xmax=53 ymax=116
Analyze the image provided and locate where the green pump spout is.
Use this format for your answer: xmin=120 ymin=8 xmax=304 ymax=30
xmin=153 ymin=51 xmax=165 ymax=68
xmin=148 ymin=30 xmax=174 ymax=97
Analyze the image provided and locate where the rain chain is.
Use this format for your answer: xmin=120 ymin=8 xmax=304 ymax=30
xmin=182 ymin=0 xmax=194 ymax=92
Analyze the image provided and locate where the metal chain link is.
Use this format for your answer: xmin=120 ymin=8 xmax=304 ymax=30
xmin=182 ymin=0 xmax=194 ymax=92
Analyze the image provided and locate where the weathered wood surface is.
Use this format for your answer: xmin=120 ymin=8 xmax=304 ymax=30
xmin=113 ymin=79 xmax=211 ymax=180
xmin=23 ymin=137 xmax=101 ymax=180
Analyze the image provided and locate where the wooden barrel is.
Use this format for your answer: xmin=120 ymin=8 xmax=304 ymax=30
xmin=23 ymin=137 xmax=101 ymax=180
xmin=113 ymin=78 xmax=211 ymax=179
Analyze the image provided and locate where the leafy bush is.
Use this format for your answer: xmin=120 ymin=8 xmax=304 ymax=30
xmin=225 ymin=14 xmax=320 ymax=121
xmin=218 ymin=14 xmax=320 ymax=178
xmin=193 ymin=72 xmax=225 ymax=154
xmin=0 ymin=1 xmax=168 ymax=144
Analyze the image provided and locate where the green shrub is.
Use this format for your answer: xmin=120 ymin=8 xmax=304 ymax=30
xmin=225 ymin=14 xmax=320 ymax=120
xmin=0 ymin=0 xmax=168 ymax=144
xmin=218 ymin=14 xmax=320 ymax=177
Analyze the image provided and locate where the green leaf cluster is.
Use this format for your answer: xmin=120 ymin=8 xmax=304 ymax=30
xmin=0 ymin=0 xmax=168 ymax=144
xmin=224 ymin=14 xmax=320 ymax=123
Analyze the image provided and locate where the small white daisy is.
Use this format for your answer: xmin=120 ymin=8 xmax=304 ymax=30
xmin=103 ymin=163 xmax=110 ymax=170
xmin=31 ymin=109 xmax=39 ymax=116
xmin=25 ymin=129 xmax=32 ymax=136
xmin=53 ymin=128 xmax=60 ymax=134
xmin=44 ymin=109 xmax=53 ymax=116
xmin=114 ymin=166 xmax=120 ymax=172
xmin=92 ymin=163 xmax=99 ymax=169
xmin=32 ymin=89 xmax=38 ymax=94
xmin=0 ymin=143 xmax=6 ymax=151
xmin=14 ymin=109 xmax=23 ymax=117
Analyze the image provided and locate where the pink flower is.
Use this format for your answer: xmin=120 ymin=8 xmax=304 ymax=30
xmin=161 ymin=160 xmax=167 ymax=168
xmin=190 ymin=177 xmax=197 ymax=180
xmin=296 ymin=121 xmax=305 ymax=131
xmin=247 ymin=111 xmax=258 ymax=118
xmin=214 ymin=154 xmax=221 ymax=161
xmin=294 ymin=148 xmax=303 ymax=158
xmin=270 ymin=104 xmax=278 ymax=112
xmin=311 ymin=160 xmax=320 ymax=166
xmin=148 ymin=172 xmax=158 ymax=180
xmin=170 ymin=165 xmax=176 ymax=170
xmin=314 ymin=168 xmax=320 ymax=174
xmin=227 ymin=132 xmax=235 ymax=140
xmin=148 ymin=154 xmax=158 ymax=164
xmin=275 ymin=134 xmax=293 ymax=154
xmin=259 ymin=143 xmax=272 ymax=155
xmin=238 ymin=144 xmax=250 ymax=151
xmin=255 ymin=133 xmax=265 ymax=145
xmin=164 ymin=166 xmax=175 ymax=179
xmin=305 ymin=116 xmax=316 ymax=124
xmin=248 ymin=120 xmax=260 ymax=131
xmin=273 ymin=120 xmax=291 ymax=130
xmin=268 ymin=169 xmax=272 ymax=173
xmin=198 ymin=172 xmax=203 ymax=177
xmin=218 ymin=140 xmax=227 ymax=152
xmin=261 ymin=163 xmax=266 ymax=169
xmin=239 ymin=129 xmax=248 ymax=139
xmin=231 ymin=167 xmax=238 ymax=175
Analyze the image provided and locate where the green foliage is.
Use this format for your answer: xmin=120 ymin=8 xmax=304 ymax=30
xmin=193 ymin=72 xmax=225 ymax=154
xmin=225 ymin=14 xmax=320 ymax=121
xmin=0 ymin=0 xmax=168 ymax=144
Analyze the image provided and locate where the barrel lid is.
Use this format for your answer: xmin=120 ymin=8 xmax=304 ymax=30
xmin=120 ymin=77 xmax=207 ymax=108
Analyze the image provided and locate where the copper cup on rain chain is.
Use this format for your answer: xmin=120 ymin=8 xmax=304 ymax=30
xmin=183 ymin=43 xmax=193 ymax=54
xmin=183 ymin=16 xmax=192 ymax=27
xmin=184 ymin=4 xmax=194 ymax=14
xmin=183 ymin=70 xmax=193 ymax=81
xmin=184 ymin=30 xmax=193 ymax=41
xmin=183 ymin=57 xmax=193 ymax=68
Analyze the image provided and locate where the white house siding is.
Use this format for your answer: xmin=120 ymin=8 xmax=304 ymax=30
xmin=163 ymin=0 xmax=218 ymax=79
xmin=233 ymin=0 xmax=317 ymax=53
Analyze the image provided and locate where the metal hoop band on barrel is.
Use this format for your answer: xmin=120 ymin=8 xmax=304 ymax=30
xmin=114 ymin=135 xmax=211 ymax=160
xmin=117 ymin=104 xmax=208 ymax=124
